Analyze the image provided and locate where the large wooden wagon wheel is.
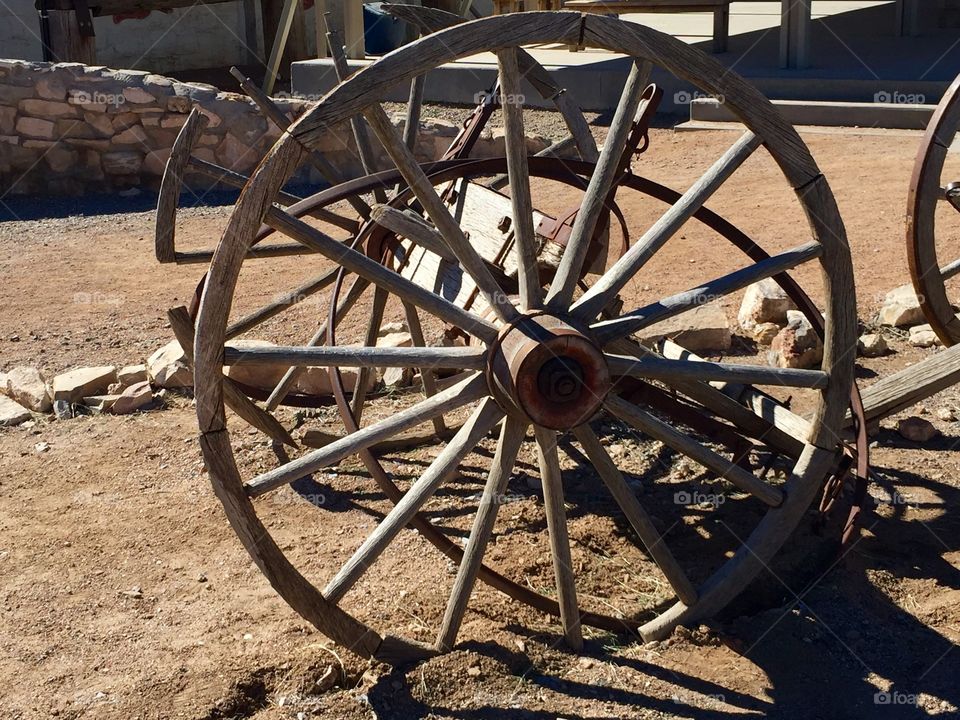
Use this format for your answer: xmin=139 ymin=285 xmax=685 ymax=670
xmin=908 ymin=73 xmax=960 ymax=345
xmin=194 ymin=13 xmax=856 ymax=663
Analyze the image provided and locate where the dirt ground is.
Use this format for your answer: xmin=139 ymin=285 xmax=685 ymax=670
xmin=2 ymin=122 xmax=960 ymax=720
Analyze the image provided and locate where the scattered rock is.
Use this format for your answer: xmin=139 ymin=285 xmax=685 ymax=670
xmin=378 ymin=321 xmax=408 ymax=336
xmin=751 ymin=322 xmax=781 ymax=346
xmin=293 ymin=366 xmax=373 ymax=396
xmin=147 ymin=341 xmax=192 ymax=389
xmin=117 ymin=363 xmax=148 ymax=387
xmin=4 ymin=366 xmax=51 ymax=412
xmin=52 ymin=366 xmax=117 ymax=403
xmin=738 ymin=279 xmax=795 ymax=331
xmin=109 ymin=381 xmax=153 ymax=414
xmin=34 ymin=441 xmax=50 ymax=453
xmin=82 ymin=394 xmax=119 ymax=413
xmin=223 ymin=339 xmax=286 ymax=390
xmin=641 ymin=302 xmax=732 ymax=352
xmin=878 ymin=284 xmax=925 ymax=327
xmin=909 ymin=324 xmax=941 ymax=348
xmin=857 ymin=333 xmax=889 ymax=358
xmin=897 ymin=416 xmax=939 ymax=443
xmin=768 ymin=311 xmax=823 ymax=369
xmin=377 ymin=331 xmax=413 ymax=387
xmin=0 ymin=395 xmax=31 ymax=426
xmin=936 ymin=407 xmax=955 ymax=422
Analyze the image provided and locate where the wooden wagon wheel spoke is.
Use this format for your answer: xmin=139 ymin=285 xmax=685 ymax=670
xmin=264 ymin=275 xmax=371 ymax=410
xmin=572 ymin=131 xmax=762 ymax=322
xmin=547 ymin=60 xmax=652 ymax=308
xmin=350 ymin=286 xmax=390 ymax=424
xmin=264 ymin=207 xmax=499 ymax=342
xmin=605 ymin=393 xmax=784 ymax=507
xmin=362 ymin=106 xmax=520 ymax=325
xmin=534 ymin=425 xmax=583 ymax=650
xmin=193 ymin=13 xmax=856 ymax=663
xmin=223 ymin=344 xmax=487 ymax=369
xmin=496 ymin=47 xmax=543 ymax=311
xmin=245 ymin=373 xmax=487 ymax=498
xmin=571 ymin=424 xmax=698 ymax=605
xmin=436 ymin=415 xmax=528 ymax=651
xmin=323 ymin=399 xmax=505 ymax=603
xmin=591 ymin=239 xmax=824 ymax=344
xmin=606 ymin=354 xmax=828 ymax=390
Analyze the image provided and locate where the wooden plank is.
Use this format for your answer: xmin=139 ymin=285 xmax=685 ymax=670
xmin=855 ymin=342 xmax=960 ymax=425
xmin=262 ymin=0 xmax=301 ymax=94
xmin=47 ymin=9 xmax=96 ymax=64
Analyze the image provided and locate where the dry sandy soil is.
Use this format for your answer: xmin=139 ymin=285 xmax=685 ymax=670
xmin=2 ymin=121 xmax=960 ymax=720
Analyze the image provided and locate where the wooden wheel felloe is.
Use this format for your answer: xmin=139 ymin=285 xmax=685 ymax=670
xmin=908 ymin=73 xmax=960 ymax=346
xmin=193 ymin=13 xmax=856 ymax=663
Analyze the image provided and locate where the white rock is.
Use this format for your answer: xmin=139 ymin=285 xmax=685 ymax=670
xmin=378 ymin=321 xmax=408 ymax=337
xmin=293 ymin=366 xmax=374 ymax=397
xmin=377 ymin=331 xmax=412 ymax=349
xmin=909 ymin=324 xmax=941 ymax=348
xmin=110 ymin=381 xmax=153 ymax=414
xmin=377 ymin=331 xmax=413 ymax=387
xmin=117 ymin=363 xmax=147 ymax=387
xmin=857 ymin=333 xmax=889 ymax=358
xmin=897 ymin=417 xmax=939 ymax=443
xmin=0 ymin=395 xmax=31 ymax=426
xmin=738 ymin=279 xmax=795 ymax=331
xmin=147 ymin=341 xmax=192 ymax=389
xmin=878 ymin=284 xmax=925 ymax=327
xmin=768 ymin=311 xmax=823 ymax=369
xmin=52 ymin=366 xmax=117 ymax=403
xmin=640 ymin=302 xmax=732 ymax=352
xmin=5 ymin=366 xmax=51 ymax=412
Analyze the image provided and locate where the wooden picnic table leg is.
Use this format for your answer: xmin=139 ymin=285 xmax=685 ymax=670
xmin=713 ymin=3 xmax=729 ymax=53
xmin=780 ymin=0 xmax=811 ymax=69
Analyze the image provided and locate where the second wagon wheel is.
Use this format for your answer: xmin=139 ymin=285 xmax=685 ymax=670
xmin=908 ymin=73 xmax=960 ymax=345
xmin=194 ymin=13 xmax=856 ymax=663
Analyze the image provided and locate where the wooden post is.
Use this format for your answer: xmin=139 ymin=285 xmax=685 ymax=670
xmin=47 ymin=0 xmax=96 ymax=64
xmin=896 ymin=0 xmax=920 ymax=36
xmin=315 ymin=0 xmax=364 ymax=58
xmin=261 ymin=0 xmax=308 ymax=92
xmin=779 ymin=0 xmax=810 ymax=69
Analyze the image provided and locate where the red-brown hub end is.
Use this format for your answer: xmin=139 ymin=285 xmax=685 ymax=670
xmin=487 ymin=313 xmax=610 ymax=430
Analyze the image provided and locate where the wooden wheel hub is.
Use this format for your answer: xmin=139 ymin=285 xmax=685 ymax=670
xmin=487 ymin=313 xmax=611 ymax=430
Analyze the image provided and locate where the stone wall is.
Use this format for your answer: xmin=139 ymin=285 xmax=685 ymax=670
xmin=0 ymin=60 xmax=544 ymax=197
